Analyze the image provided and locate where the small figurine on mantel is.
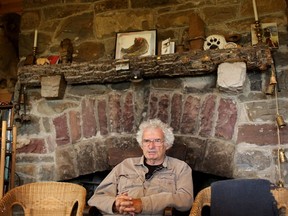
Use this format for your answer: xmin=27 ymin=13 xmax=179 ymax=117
xmin=176 ymin=29 xmax=190 ymax=53
xmin=59 ymin=38 xmax=73 ymax=63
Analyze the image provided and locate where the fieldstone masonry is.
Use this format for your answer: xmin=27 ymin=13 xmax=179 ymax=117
xmin=14 ymin=0 xmax=288 ymax=186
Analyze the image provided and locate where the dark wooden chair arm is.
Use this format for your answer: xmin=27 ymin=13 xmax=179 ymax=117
xmin=163 ymin=207 xmax=173 ymax=216
xmin=83 ymin=205 xmax=101 ymax=216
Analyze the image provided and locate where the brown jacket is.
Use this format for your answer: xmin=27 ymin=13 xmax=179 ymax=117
xmin=88 ymin=155 xmax=194 ymax=215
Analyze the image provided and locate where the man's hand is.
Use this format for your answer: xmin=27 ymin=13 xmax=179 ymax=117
xmin=113 ymin=193 xmax=143 ymax=215
xmin=131 ymin=198 xmax=142 ymax=214
xmin=114 ymin=193 xmax=133 ymax=214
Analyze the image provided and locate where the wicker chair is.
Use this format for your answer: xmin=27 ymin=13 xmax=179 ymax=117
xmin=0 ymin=181 xmax=87 ymax=216
xmin=189 ymin=186 xmax=288 ymax=216
xmin=189 ymin=187 xmax=210 ymax=216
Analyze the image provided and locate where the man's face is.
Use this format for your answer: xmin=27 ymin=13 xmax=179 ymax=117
xmin=141 ymin=127 xmax=168 ymax=165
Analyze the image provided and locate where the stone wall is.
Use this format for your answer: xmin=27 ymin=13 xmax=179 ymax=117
xmin=15 ymin=0 xmax=288 ymax=186
xmin=19 ymin=0 xmax=287 ymax=61
xmin=17 ymin=69 xmax=287 ymax=183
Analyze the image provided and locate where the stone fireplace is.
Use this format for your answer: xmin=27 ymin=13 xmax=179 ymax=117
xmin=15 ymin=47 xmax=288 ymax=188
xmin=14 ymin=0 xmax=288 ymax=188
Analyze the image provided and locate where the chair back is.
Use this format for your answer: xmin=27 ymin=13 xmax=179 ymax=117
xmin=0 ymin=181 xmax=86 ymax=216
xmin=190 ymin=185 xmax=288 ymax=216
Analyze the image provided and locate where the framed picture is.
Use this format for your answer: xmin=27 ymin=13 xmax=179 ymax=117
xmin=251 ymin=22 xmax=279 ymax=49
xmin=115 ymin=30 xmax=157 ymax=59
xmin=160 ymin=38 xmax=175 ymax=55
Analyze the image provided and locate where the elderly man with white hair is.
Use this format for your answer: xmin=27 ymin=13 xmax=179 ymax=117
xmin=88 ymin=118 xmax=193 ymax=215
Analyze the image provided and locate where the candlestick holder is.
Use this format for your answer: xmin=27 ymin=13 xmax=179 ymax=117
xmin=33 ymin=46 xmax=37 ymax=64
xmin=254 ymin=20 xmax=263 ymax=44
xmin=33 ymin=46 xmax=37 ymax=56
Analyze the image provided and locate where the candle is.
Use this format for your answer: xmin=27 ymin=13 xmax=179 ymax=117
xmin=252 ymin=0 xmax=258 ymax=21
xmin=33 ymin=29 xmax=38 ymax=47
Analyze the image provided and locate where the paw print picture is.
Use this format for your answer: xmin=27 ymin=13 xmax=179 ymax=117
xmin=203 ymin=35 xmax=227 ymax=50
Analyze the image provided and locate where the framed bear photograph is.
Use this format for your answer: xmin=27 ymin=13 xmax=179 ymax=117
xmin=115 ymin=30 xmax=157 ymax=59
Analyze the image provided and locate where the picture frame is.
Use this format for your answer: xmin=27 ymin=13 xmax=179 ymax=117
xmin=115 ymin=30 xmax=157 ymax=59
xmin=160 ymin=38 xmax=175 ymax=55
xmin=251 ymin=22 xmax=279 ymax=49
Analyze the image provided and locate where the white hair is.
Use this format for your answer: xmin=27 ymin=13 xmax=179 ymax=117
xmin=136 ymin=119 xmax=174 ymax=148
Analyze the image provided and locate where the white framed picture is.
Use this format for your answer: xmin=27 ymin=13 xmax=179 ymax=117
xmin=161 ymin=38 xmax=175 ymax=55
xmin=115 ymin=30 xmax=157 ymax=59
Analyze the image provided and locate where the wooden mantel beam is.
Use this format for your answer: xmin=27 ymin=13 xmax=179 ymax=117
xmin=18 ymin=45 xmax=273 ymax=86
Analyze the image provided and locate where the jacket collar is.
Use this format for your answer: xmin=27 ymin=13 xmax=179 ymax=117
xmin=136 ymin=155 xmax=169 ymax=168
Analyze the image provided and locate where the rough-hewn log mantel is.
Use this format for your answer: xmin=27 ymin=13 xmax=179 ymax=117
xmin=18 ymin=45 xmax=273 ymax=86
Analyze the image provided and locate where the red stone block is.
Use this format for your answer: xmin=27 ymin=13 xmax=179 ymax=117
xmin=199 ymin=94 xmax=217 ymax=137
xmin=82 ymin=98 xmax=97 ymax=138
xmin=69 ymin=110 xmax=81 ymax=143
xmin=215 ymin=98 xmax=237 ymax=140
xmin=171 ymin=93 xmax=182 ymax=132
xmin=17 ymin=138 xmax=46 ymax=154
xmin=123 ymin=92 xmax=134 ymax=132
xmin=109 ymin=93 xmax=121 ymax=133
xmin=148 ymin=92 xmax=158 ymax=119
xmin=53 ymin=114 xmax=70 ymax=145
xmin=180 ymin=95 xmax=200 ymax=134
xmin=98 ymin=99 xmax=108 ymax=135
xmin=237 ymin=124 xmax=288 ymax=145
xmin=158 ymin=94 xmax=169 ymax=123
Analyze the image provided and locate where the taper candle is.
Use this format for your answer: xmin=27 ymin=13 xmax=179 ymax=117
xmin=33 ymin=29 xmax=38 ymax=47
xmin=252 ymin=0 xmax=258 ymax=21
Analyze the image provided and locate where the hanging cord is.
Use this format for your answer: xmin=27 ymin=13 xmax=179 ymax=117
xmin=274 ymin=64 xmax=280 ymax=119
xmin=270 ymin=61 xmax=285 ymax=186
xmin=275 ymin=75 xmax=284 ymax=186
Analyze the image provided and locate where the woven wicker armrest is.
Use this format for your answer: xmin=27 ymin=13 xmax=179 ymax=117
xmin=0 ymin=182 xmax=87 ymax=216
xmin=189 ymin=187 xmax=211 ymax=216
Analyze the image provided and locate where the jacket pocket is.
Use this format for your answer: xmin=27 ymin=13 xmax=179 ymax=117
xmin=118 ymin=173 xmax=143 ymax=192
xmin=156 ymin=173 xmax=176 ymax=192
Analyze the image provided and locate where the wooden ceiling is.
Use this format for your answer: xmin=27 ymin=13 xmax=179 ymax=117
xmin=0 ymin=0 xmax=23 ymax=15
